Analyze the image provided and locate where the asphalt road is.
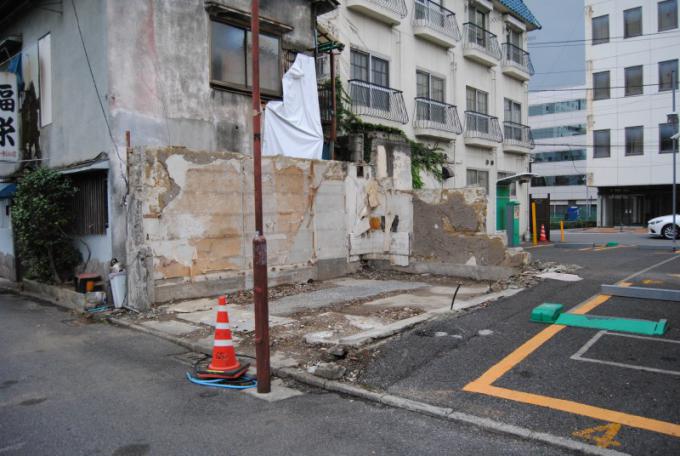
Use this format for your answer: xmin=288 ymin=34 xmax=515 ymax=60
xmin=551 ymin=229 xmax=676 ymax=248
xmin=361 ymin=247 xmax=680 ymax=455
xmin=0 ymin=291 xmax=578 ymax=456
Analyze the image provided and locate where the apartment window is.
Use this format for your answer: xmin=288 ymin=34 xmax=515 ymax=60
xmin=624 ymin=65 xmax=644 ymax=96
xmin=504 ymin=99 xmax=521 ymax=123
xmin=416 ymin=70 xmax=445 ymax=122
xmin=416 ymin=70 xmax=444 ymax=101
xmin=592 ymin=15 xmax=609 ymax=45
xmin=528 ymin=99 xmax=585 ymax=116
xmin=625 ymin=126 xmax=644 ymax=156
xmin=469 ymin=6 xmax=488 ymax=29
xmin=533 ymin=149 xmax=587 ymax=163
xmin=532 ymin=124 xmax=587 ymax=139
xmin=659 ymin=122 xmax=679 ymax=153
xmin=69 ymin=172 xmax=108 ymax=235
xmin=624 ymin=7 xmax=643 ymax=38
xmin=466 ymin=169 xmax=489 ymax=194
xmin=659 ymin=0 xmax=678 ymax=31
xmin=210 ymin=20 xmax=281 ymax=95
xmin=351 ymin=49 xmax=389 ymax=86
xmin=659 ymin=59 xmax=679 ymax=91
xmin=531 ymin=175 xmax=587 ymax=187
xmin=466 ymin=86 xmax=488 ymax=114
xmin=593 ymin=71 xmax=610 ymax=100
xmin=593 ymin=129 xmax=611 ymax=158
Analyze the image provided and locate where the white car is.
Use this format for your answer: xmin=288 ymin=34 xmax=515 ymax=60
xmin=648 ymin=214 xmax=680 ymax=239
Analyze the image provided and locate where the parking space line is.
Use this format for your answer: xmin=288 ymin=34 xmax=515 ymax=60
xmin=463 ymin=255 xmax=680 ymax=438
xmin=464 ymin=383 xmax=680 ymax=438
xmin=570 ymin=331 xmax=680 ymax=377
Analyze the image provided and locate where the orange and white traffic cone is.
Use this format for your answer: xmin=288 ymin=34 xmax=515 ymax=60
xmin=539 ymin=224 xmax=548 ymax=242
xmin=195 ymin=295 xmax=249 ymax=380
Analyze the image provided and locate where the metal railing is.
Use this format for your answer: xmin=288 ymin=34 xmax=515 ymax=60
xmin=363 ymin=0 xmax=408 ymax=18
xmin=503 ymin=121 xmax=534 ymax=149
xmin=414 ymin=98 xmax=462 ymax=134
xmin=464 ymin=111 xmax=503 ymax=143
xmin=317 ymin=82 xmax=333 ymax=124
xmin=501 ymin=43 xmax=534 ymax=75
xmin=463 ymin=22 xmax=501 ymax=61
xmin=412 ymin=0 xmax=461 ymax=41
xmin=349 ymin=79 xmax=409 ymax=124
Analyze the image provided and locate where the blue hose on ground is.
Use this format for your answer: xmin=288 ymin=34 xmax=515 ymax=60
xmin=185 ymin=372 xmax=257 ymax=390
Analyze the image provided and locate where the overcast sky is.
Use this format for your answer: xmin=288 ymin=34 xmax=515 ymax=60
xmin=524 ymin=0 xmax=585 ymax=90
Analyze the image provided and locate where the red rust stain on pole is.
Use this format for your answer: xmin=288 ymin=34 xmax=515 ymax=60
xmin=251 ymin=0 xmax=270 ymax=394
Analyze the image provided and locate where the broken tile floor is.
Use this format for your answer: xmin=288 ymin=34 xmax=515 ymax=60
xmin=114 ymin=273 xmax=530 ymax=379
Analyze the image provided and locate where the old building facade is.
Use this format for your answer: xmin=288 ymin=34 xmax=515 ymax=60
xmin=318 ymin=0 xmax=541 ymax=236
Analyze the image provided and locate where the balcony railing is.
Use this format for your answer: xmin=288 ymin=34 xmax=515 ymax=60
xmin=365 ymin=0 xmax=408 ymax=18
xmin=501 ymin=43 xmax=535 ymax=76
xmin=464 ymin=111 xmax=503 ymax=143
xmin=503 ymin=121 xmax=535 ymax=149
xmin=414 ymin=98 xmax=462 ymax=134
xmin=463 ymin=22 xmax=502 ymax=61
xmin=412 ymin=0 xmax=461 ymax=41
xmin=349 ymin=79 xmax=409 ymax=124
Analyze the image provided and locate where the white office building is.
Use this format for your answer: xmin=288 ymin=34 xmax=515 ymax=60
xmin=585 ymin=0 xmax=680 ymax=226
xmin=319 ymin=0 xmax=541 ymax=234
xmin=529 ymin=87 xmax=598 ymax=222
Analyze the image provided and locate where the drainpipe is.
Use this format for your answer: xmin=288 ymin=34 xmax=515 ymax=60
xmin=330 ymin=50 xmax=337 ymax=160
xmin=251 ymin=0 xmax=270 ymax=394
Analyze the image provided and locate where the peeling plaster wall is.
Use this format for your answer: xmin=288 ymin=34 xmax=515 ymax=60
xmin=126 ymin=145 xmax=416 ymax=308
xmin=412 ymin=188 xmax=509 ymax=267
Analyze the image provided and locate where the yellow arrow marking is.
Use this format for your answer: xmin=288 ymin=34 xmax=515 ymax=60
xmin=572 ymin=423 xmax=622 ymax=448
xmin=641 ymin=279 xmax=663 ymax=285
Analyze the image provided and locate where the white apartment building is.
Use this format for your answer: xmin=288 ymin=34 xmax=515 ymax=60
xmin=529 ymin=87 xmax=598 ymax=222
xmin=585 ymin=0 xmax=680 ymax=226
xmin=319 ymin=0 xmax=541 ymax=235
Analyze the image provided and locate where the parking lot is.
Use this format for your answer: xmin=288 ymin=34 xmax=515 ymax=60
xmin=361 ymin=247 xmax=680 ymax=455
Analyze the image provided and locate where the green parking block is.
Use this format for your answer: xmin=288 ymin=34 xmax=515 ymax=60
xmin=605 ymin=242 xmax=619 ymax=247
xmin=530 ymin=303 xmax=564 ymax=323
xmin=530 ymin=304 xmax=669 ymax=336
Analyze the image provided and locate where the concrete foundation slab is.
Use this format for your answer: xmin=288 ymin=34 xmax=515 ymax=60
xmin=174 ymin=306 xmax=295 ymax=333
xmin=269 ymin=279 xmax=428 ymax=316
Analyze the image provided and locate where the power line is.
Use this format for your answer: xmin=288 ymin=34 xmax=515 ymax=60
xmin=71 ymin=0 xmax=129 ymax=198
xmin=529 ymin=29 xmax=680 ymax=48
xmin=529 ymin=85 xmax=676 ymax=93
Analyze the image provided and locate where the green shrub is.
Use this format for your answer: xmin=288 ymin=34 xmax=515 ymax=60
xmin=12 ymin=168 xmax=81 ymax=283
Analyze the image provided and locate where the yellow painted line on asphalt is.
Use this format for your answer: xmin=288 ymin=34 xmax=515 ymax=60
xmin=572 ymin=423 xmax=622 ymax=448
xmin=462 ymin=286 xmax=680 ymax=438
xmin=463 ymin=294 xmax=609 ymax=387
xmin=463 ymin=383 xmax=680 ymax=438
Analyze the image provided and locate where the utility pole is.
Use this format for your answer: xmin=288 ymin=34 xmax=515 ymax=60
xmin=672 ymin=71 xmax=678 ymax=250
xmin=251 ymin=0 xmax=270 ymax=394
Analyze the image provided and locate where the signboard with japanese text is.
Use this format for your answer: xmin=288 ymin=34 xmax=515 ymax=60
xmin=0 ymin=72 xmax=18 ymax=162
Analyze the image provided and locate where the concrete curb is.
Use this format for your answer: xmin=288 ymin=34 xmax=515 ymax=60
xmin=276 ymin=368 xmax=628 ymax=456
xmin=106 ymin=317 xmax=212 ymax=356
xmin=108 ymin=316 xmax=628 ymax=456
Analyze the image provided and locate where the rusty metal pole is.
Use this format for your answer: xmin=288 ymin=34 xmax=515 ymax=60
xmin=251 ymin=0 xmax=270 ymax=394
xmin=330 ymin=51 xmax=337 ymax=161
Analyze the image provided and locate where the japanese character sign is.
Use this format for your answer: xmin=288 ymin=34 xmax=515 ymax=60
xmin=0 ymin=72 xmax=18 ymax=162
